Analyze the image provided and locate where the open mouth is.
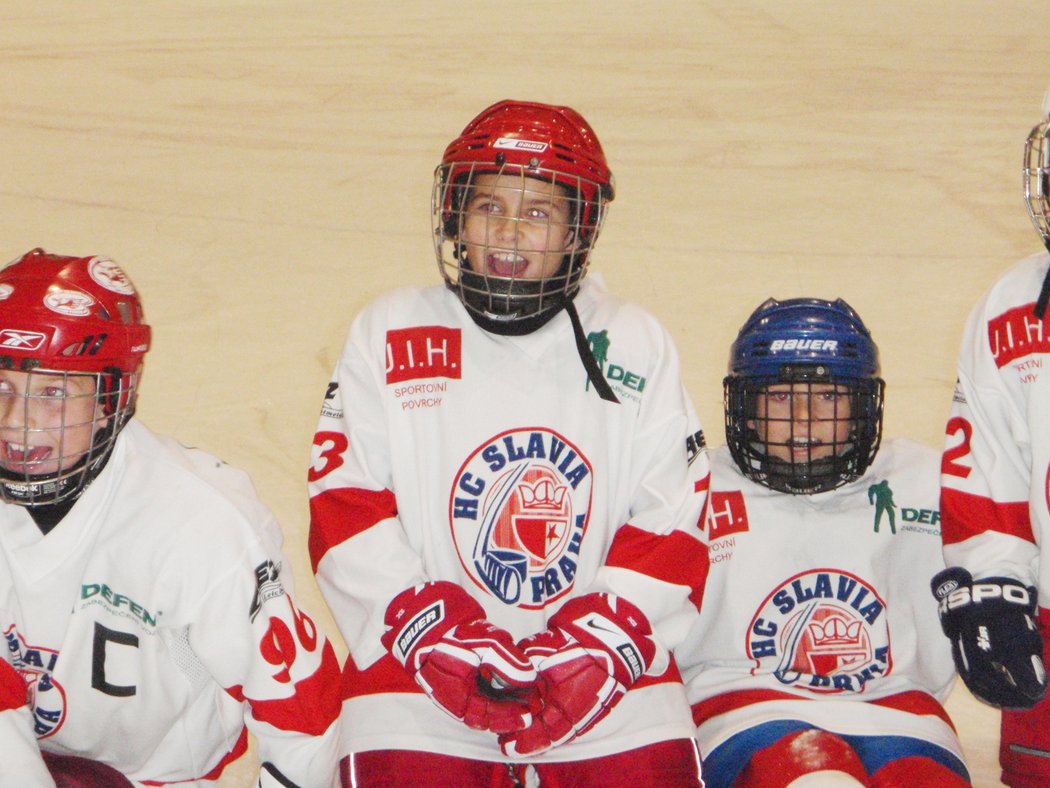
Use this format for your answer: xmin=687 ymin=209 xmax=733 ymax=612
xmin=0 ymin=440 xmax=53 ymax=469
xmin=486 ymin=252 xmax=529 ymax=278
xmin=785 ymin=438 xmax=823 ymax=461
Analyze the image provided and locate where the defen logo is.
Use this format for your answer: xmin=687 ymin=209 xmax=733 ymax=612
xmin=0 ymin=329 xmax=47 ymax=351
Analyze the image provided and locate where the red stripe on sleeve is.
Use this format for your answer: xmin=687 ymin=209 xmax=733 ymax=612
xmin=244 ymin=641 xmax=343 ymax=736
xmin=940 ymin=487 xmax=1033 ymax=546
xmin=308 ymin=487 xmax=398 ymax=572
xmin=0 ymin=660 xmax=25 ymax=711
xmin=604 ymin=524 xmax=709 ymax=612
xmin=695 ymin=472 xmax=711 ymax=537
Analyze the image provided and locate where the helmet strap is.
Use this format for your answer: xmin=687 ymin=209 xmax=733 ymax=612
xmin=565 ymin=301 xmax=619 ymax=404
xmin=1035 ymin=238 xmax=1050 ymax=320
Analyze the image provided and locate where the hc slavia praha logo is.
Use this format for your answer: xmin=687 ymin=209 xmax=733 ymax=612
xmin=450 ymin=428 xmax=592 ymax=609
xmin=3 ymin=625 xmax=66 ymax=738
xmin=747 ymin=569 xmax=891 ymax=693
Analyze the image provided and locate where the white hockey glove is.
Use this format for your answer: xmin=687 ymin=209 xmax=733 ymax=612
xmin=932 ymin=566 xmax=1048 ymax=709
xmin=499 ymin=592 xmax=663 ymax=757
xmin=382 ymin=581 xmax=537 ymax=734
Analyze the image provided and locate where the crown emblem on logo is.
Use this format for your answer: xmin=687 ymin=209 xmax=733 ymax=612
xmin=518 ymin=479 xmax=568 ymax=511
xmin=807 ymin=616 xmax=864 ymax=648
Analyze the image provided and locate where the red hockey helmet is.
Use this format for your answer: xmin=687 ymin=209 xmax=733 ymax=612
xmin=0 ymin=248 xmax=150 ymax=376
xmin=433 ymin=100 xmax=616 ymax=333
xmin=440 ymin=100 xmax=615 ymax=227
xmin=0 ymin=249 xmax=151 ymax=507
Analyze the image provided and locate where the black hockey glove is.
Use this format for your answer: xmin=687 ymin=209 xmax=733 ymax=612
xmin=931 ymin=566 xmax=1048 ymax=709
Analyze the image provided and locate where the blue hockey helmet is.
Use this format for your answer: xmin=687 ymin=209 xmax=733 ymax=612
xmin=724 ymin=298 xmax=885 ymax=494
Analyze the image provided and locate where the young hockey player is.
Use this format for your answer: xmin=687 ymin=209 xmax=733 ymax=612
xmin=308 ymin=99 xmax=710 ymax=786
xmin=0 ymin=248 xmax=341 ymax=786
xmin=933 ymin=89 xmax=1050 ymax=787
xmin=679 ymin=297 xmax=970 ymax=787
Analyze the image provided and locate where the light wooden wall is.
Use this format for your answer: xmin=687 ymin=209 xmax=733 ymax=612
xmin=4 ymin=3 xmax=1048 ymax=785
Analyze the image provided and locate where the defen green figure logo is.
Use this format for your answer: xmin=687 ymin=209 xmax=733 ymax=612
xmin=586 ymin=330 xmax=647 ymax=393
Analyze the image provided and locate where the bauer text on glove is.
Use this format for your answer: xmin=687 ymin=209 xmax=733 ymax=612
xmin=382 ymin=581 xmax=537 ymax=734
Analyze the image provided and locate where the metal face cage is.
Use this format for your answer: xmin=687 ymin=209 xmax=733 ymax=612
xmin=432 ymin=160 xmax=608 ymax=331
xmin=724 ymin=370 xmax=884 ymax=495
xmin=0 ymin=367 xmax=135 ymax=507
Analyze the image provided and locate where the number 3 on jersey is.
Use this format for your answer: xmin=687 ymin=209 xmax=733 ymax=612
xmin=309 ymin=431 xmax=348 ymax=482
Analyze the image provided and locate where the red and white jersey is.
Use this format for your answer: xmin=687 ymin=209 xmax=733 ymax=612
xmin=940 ymin=251 xmax=1050 ymax=591
xmin=308 ymin=276 xmax=710 ymax=761
xmin=0 ymin=420 xmax=341 ymax=787
xmin=679 ymin=441 xmax=962 ymax=763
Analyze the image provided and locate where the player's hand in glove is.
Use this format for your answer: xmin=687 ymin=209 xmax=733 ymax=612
xmin=499 ymin=592 xmax=664 ymax=757
xmin=931 ymin=566 xmax=1048 ymax=709
xmin=382 ymin=581 xmax=537 ymax=734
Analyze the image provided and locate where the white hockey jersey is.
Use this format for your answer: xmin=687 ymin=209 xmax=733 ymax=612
xmin=0 ymin=419 xmax=341 ymax=787
xmin=940 ymin=251 xmax=1050 ymax=593
xmin=308 ymin=275 xmax=710 ymax=762
xmin=678 ymin=442 xmax=963 ymax=765
xmin=0 ymin=658 xmax=53 ymax=785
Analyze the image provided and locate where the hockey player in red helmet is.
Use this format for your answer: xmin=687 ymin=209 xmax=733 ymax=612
xmin=309 ymin=101 xmax=710 ymax=785
xmin=434 ymin=100 xmax=614 ymax=336
xmin=0 ymin=249 xmax=342 ymax=786
xmin=0 ymin=250 xmax=149 ymax=517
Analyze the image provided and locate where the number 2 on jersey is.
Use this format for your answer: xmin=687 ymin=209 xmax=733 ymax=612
xmin=942 ymin=416 xmax=973 ymax=479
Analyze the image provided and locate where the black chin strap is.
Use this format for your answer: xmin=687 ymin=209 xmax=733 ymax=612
xmin=565 ymin=301 xmax=619 ymax=404
xmin=1035 ymin=242 xmax=1050 ymax=320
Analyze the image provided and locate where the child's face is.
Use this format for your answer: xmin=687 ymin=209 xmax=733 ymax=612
xmin=0 ymin=369 xmax=107 ymax=478
xmin=748 ymin=382 xmax=853 ymax=464
xmin=460 ymin=172 xmax=578 ymax=281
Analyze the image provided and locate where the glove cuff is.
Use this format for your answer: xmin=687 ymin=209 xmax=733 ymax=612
xmin=382 ymin=581 xmax=485 ymax=667
xmin=549 ymin=592 xmax=659 ymax=685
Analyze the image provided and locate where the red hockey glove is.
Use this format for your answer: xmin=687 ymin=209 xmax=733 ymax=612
xmin=382 ymin=581 xmax=537 ymax=734
xmin=499 ymin=593 xmax=661 ymax=757
xmin=932 ymin=567 xmax=1048 ymax=709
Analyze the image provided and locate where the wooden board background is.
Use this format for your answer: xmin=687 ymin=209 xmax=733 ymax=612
xmin=4 ymin=3 xmax=1048 ymax=785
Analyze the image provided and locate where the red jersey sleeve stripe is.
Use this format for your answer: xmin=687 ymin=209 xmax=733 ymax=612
xmin=940 ymin=487 xmax=1033 ymax=546
xmin=0 ymin=661 xmax=25 ymax=711
xmin=604 ymin=524 xmax=709 ymax=611
xmin=239 ymin=641 xmax=342 ymax=736
xmin=308 ymin=487 xmax=398 ymax=572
